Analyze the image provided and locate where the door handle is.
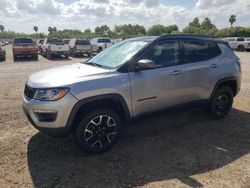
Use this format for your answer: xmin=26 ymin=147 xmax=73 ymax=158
xmin=171 ymin=70 xmax=183 ymax=75
xmin=210 ymin=64 xmax=219 ymax=68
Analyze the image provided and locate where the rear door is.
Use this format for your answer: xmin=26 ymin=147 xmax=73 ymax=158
xmin=129 ymin=40 xmax=187 ymax=116
xmin=180 ymin=40 xmax=222 ymax=102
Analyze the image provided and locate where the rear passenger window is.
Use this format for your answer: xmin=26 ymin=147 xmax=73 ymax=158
xmin=182 ymin=40 xmax=221 ymax=63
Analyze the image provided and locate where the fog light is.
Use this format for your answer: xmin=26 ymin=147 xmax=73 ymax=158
xmin=33 ymin=110 xmax=57 ymax=122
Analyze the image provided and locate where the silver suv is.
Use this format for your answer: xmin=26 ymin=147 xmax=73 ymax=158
xmin=22 ymin=35 xmax=241 ymax=153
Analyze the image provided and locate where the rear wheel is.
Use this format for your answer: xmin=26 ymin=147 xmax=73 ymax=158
xmin=238 ymin=45 xmax=245 ymax=52
xmin=207 ymin=86 xmax=234 ymax=119
xmin=73 ymin=108 xmax=122 ymax=153
xmin=13 ymin=55 xmax=18 ymax=61
xmin=98 ymin=47 xmax=103 ymax=53
xmin=34 ymin=54 xmax=38 ymax=60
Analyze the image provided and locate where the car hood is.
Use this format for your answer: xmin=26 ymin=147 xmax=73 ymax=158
xmin=27 ymin=63 xmax=112 ymax=88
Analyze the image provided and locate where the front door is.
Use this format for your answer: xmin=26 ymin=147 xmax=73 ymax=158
xmin=129 ymin=40 xmax=186 ymax=116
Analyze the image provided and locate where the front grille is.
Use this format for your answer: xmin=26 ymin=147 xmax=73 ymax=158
xmin=24 ymin=84 xmax=36 ymax=100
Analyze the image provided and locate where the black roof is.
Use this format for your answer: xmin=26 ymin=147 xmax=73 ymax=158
xmin=128 ymin=35 xmax=226 ymax=44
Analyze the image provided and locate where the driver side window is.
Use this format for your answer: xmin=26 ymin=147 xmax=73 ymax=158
xmin=141 ymin=41 xmax=180 ymax=67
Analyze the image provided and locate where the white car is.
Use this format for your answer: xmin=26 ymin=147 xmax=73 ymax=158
xmin=41 ymin=38 xmax=70 ymax=59
xmin=90 ymin=38 xmax=112 ymax=53
xmin=224 ymin=37 xmax=250 ymax=51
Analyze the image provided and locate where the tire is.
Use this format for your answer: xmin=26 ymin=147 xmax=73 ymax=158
xmin=13 ymin=55 xmax=18 ymax=61
xmin=46 ymin=51 xmax=51 ymax=59
xmin=34 ymin=55 xmax=38 ymax=60
xmin=237 ymin=45 xmax=245 ymax=52
xmin=87 ymin=52 xmax=92 ymax=57
xmin=65 ymin=53 xmax=69 ymax=59
xmin=73 ymin=108 xmax=122 ymax=154
xmin=207 ymin=86 xmax=234 ymax=119
xmin=98 ymin=47 xmax=103 ymax=53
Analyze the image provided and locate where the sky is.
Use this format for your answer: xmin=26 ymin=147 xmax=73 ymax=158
xmin=0 ymin=0 xmax=250 ymax=34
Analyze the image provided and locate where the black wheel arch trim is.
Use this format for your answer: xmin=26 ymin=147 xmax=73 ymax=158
xmin=209 ymin=76 xmax=238 ymax=101
xmin=66 ymin=93 xmax=131 ymax=133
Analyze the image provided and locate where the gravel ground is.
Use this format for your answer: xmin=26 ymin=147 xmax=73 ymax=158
xmin=0 ymin=45 xmax=250 ymax=188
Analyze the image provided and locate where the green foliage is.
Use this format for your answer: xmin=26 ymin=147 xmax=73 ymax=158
xmin=114 ymin=24 xmax=146 ymax=38
xmin=33 ymin=26 xmax=38 ymax=33
xmin=216 ymin=27 xmax=250 ymax=37
xmin=0 ymin=17 xmax=249 ymax=40
xmin=147 ymin=24 xmax=178 ymax=36
xmin=183 ymin=17 xmax=218 ymax=36
xmin=229 ymin=15 xmax=236 ymax=27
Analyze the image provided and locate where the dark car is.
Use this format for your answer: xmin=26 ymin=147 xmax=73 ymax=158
xmin=0 ymin=46 xmax=6 ymax=61
xmin=12 ymin=38 xmax=38 ymax=61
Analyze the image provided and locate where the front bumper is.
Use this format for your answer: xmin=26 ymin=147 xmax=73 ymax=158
xmin=22 ymin=93 xmax=78 ymax=136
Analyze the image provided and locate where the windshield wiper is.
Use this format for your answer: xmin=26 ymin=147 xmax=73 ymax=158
xmin=85 ymin=62 xmax=103 ymax=67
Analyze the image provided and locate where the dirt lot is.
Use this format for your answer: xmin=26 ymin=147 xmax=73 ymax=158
xmin=0 ymin=45 xmax=250 ymax=188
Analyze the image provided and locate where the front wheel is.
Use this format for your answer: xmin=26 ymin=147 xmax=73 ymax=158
xmin=73 ymin=108 xmax=122 ymax=153
xmin=207 ymin=86 xmax=234 ymax=119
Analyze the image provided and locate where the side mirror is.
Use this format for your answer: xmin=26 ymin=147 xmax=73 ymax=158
xmin=135 ymin=59 xmax=159 ymax=71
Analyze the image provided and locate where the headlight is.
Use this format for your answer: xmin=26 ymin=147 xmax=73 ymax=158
xmin=33 ymin=88 xmax=69 ymax=101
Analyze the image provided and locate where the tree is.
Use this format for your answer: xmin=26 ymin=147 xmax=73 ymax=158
xmin=95 ymin=25 xmax=110 ymax=36
xmin=48 ymin=26 xmax=53 ymax=34
xmin=147 ymin=24 xmax=178 ymax=36
xmin=0 ymin=25 xmax=5 ymax=32
xmin=147 ymin=24 xmax=166 ymax=35
xmin=201 ymin=17 xmax=216 ymax=30
xmin=229 ymin=15 xmax=236 ymax=27
xmin=83 ymin=28 xmax=92 ymax=39
xmin=189 ymin=17 xmax=200 ymax=28
xmin=53 ymin=27 xmax=57 ymax=33
xmin=33 ymin=26 xmax=38 ymax=33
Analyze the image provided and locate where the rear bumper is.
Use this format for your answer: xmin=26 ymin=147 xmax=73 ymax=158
xmin=13 ymin=51 xmax=37 ymax=56
xmin=50 ymin=51 xmax=69 ymax=55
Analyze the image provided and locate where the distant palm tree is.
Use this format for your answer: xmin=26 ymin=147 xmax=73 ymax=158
xmin=33 ymin=26 xmax=38 ymax=33
xmin=229 ymin=15 xmax=236 ymax=27
xmin=48 ymin=26 xmax=53 ymax=34
xmin=0 ymin=25 xmax=5 ymax=32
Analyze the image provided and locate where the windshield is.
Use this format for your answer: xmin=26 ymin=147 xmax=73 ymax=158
xmin=47 ymin=39 xmax=64 ymax=44
xmin=85 ymin=40 xmax=148 ymax=69
xmin=14 ymin=38 xmax=33 ymax=44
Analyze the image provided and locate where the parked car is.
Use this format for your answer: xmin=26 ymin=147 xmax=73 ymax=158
xmin=0 ymin=46 xmax=6 ymax=61
xmin=23 ymin=35 xmax=241 ymax=153
xmin=41 ymin=38 xmax=70 ymax=59
xmin=224 ymin=37 xmax=250 ymax=51
xmin=12 ymin=38 xmax=38 ymax=61
xmin=63 ymin=39 xmax=70 ymax=44
xmin=36 ymin=39 xmax=44 ymax=54
xmin=69 ymin=38 xmax=92 ymax=57
xmin=5 ymin=41 xmax=9 ymax=45
xmin=90 ymin=37 xmax=112 ymax=53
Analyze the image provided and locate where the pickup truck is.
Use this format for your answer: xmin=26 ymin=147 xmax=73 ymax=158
xmin=225 ymin=37 xmax=250 ymax=51
xmin=12 ymin=38 xmax=38 ymax=61
xmin=90 ymin=38 xmax=112 ymax=53
xmin=69 ymin=38 xmax=92 ymax=57
xmin=41 ymin=38 xmax=70 ymax=59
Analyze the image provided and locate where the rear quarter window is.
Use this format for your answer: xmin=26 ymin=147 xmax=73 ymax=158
xmin=182 ymin=40 xmax=221 ymax=64
xmin=97 ymin=39 xmax=111 ymax=43
xmin=14 ymin=38 xmax=33 ymax=44
xmin=76 ymin=40 xmax=91 ymax=45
